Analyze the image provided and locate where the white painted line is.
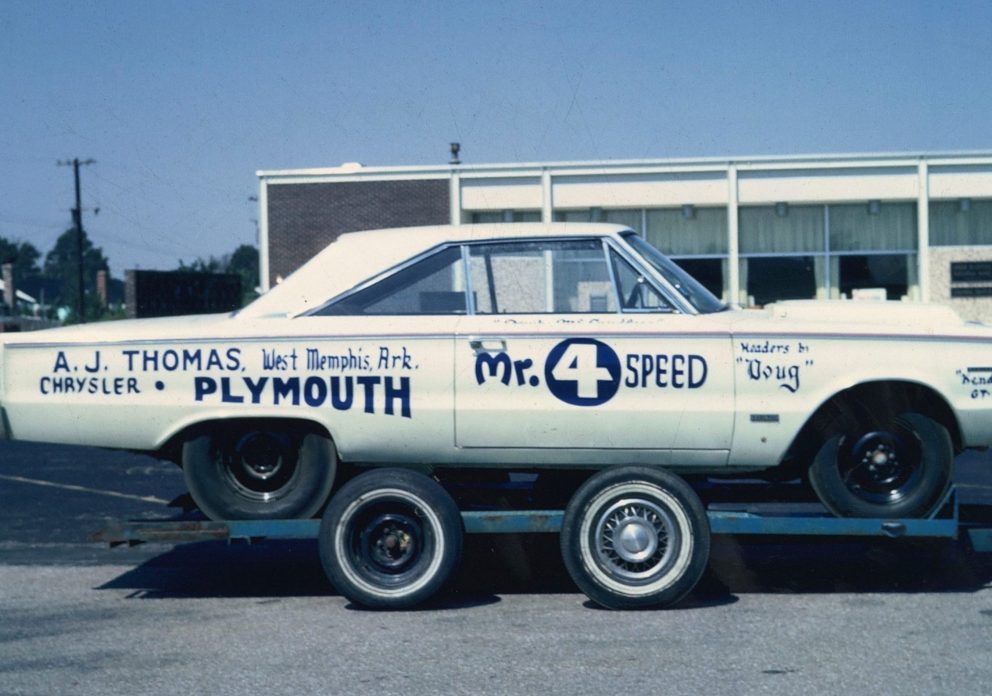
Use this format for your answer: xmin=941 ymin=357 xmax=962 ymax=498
xmin=0 ymin=474 xmax=170 ymax=505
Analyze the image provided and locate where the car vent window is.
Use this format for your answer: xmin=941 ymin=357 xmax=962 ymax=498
xmin=610 ymin=250 xmax=673 ymax=313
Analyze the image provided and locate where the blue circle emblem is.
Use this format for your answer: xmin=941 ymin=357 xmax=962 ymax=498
xmin=544 ymin=338 xmax=621 ymax=406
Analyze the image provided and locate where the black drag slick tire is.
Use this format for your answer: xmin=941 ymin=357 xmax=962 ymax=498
xmin=808 ymin=412 xmax=953 ymax=519
xmin=319 ymin=468 xmax=464 ymax=610
xmin=182 ymin=426 xmax=337 ymax=520
xmin=560 ymin=467 xmax=710 ymax=610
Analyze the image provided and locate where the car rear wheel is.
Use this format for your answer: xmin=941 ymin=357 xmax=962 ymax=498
xmin=560 ymin=467 xmax=710 ymax=610
xmin=182 ymin=423 xmax=337 ymax=520
xmin=808 ymin=412 xmax=953 ymax=518
xmin=319 ymin=468 xmax=464 ymax=609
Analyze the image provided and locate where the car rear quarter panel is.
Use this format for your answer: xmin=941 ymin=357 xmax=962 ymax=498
xmin=1 ymin=319 xmax=456 ymax=462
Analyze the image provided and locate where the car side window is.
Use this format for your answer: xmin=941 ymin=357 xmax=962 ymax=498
xmin=469 ymin=240 xmax=617 ymax=314
xmin=610 ymin=249 xmax=673 ymax=312
xmin=316 ymin=246 xmax=466 ymax=315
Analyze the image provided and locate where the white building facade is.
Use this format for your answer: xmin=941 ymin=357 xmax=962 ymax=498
xmin=258 ymin=151 xmax=992 ymax=320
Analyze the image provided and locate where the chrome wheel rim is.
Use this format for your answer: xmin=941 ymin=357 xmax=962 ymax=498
xmin=593 ymin=497 xmax=679 ymax=582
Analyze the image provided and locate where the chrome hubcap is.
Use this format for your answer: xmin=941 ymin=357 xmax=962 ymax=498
xmin=615 ymin=518 xmax=659 ymax=563
xmin=594 ymin=498 xmax=675 ymax=581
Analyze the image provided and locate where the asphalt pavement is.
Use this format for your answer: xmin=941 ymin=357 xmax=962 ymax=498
xmin=2 ymin=440 xmax=992 ymax=695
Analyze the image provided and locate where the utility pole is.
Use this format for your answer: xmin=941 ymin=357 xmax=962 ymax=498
xmin=57 ymin=158 xmax=95 ymax=322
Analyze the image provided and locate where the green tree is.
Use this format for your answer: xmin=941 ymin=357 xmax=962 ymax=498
xmin=0 ymin=236 xmax=42 ymax=282
xmin=177 ymin=255 xmax=224 ymax=273
xmin=227 ymin=244 xmax=260 ymax=305
xmin=43 ymin=227 xmax=110 ymax=320
xmin=177 ymin=244 xmax=259 ymax=307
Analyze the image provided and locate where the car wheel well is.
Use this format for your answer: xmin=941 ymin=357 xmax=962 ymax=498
xmin=786 ymin=381 xmax=962 ymax=469
xmin=159 ymin=417 xmax=334 ymax=465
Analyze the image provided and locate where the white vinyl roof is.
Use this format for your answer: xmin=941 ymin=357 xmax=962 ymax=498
xmin=238 ymin=222 xmax=630 ymax=318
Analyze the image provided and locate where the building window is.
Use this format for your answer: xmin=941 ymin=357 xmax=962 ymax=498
xmin=739 ymin=205 xmax=824 ymax=306
xmin=646 ymin=207 xmax=728 ymax=301
xmin=929 ymin=199 xmax=992 ymax=246
xmin=544 ymin=200 xmax=923 ymax=307
xmin=828 ymin=202 xmax=917 ymax=301
xmin=554 ymin=208 xmax=643 ymax=231
xmin=673 ymin=258 xmax=726 ymax=300
xmin=738 ymin=203 xmax=918 ymax=306
xmin=835 ymin=254 xmax=914 ymax=300
xmin=470 ymin=210 xmax=541 ymax=223
xmin=741 ymin=256 xmax=819 ymax=306
xmin=553 ymin=208 xmax=602 ymax=223
xmin=829 ymin=202 xmax=916 ymax=251
xmin=552 ymin=206 xmax=729 ymax=300
xmin=740 ymin=204 xmax=825 ymax=255
xmin=648 ymin=207 xmax=728 ymax=256
xmin=603 ymin=209 xmax=642 ymax=232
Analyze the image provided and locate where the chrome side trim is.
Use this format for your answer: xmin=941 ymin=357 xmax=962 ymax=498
xmin=11 ymin=329 xmax=992 ymax=351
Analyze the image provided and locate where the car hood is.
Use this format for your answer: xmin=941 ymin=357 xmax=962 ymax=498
xmin=734 ymin=299 xmax=979 ymax=337
xmin=772 ymin=299 xmax=961 ymax=325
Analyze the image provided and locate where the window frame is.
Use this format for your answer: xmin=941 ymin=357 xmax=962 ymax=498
xmin=608 ymin=246 xmax=675 ymax=314
xmin=305 ymin=235 xmax=687 ymax=318
xmin=463 ymin=237 xmax=624 ymax=316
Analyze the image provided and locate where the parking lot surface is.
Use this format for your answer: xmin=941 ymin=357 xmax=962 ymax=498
xmin=2 ymin=440 xmax=992 ymax=695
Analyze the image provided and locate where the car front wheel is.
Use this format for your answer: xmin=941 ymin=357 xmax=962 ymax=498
xmin=808 ymin=412 xmax=953 ymax=518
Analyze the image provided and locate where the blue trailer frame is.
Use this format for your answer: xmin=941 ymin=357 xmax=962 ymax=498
xmin=94 ymin=487 xmax=992 ymax=550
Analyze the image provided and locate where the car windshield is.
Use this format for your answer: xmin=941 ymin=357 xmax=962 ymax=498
xmin=622 ymin=232 xmax=727 ymax=314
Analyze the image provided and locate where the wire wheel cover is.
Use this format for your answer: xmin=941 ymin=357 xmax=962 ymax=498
xmin=593 ymin=498 xmax=679 ymax=582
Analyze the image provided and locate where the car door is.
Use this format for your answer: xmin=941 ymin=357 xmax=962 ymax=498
xmin=454 ymin=238 xmax=734 ymax=460
xmin=297 ymin=245 xmax=463 ymax=463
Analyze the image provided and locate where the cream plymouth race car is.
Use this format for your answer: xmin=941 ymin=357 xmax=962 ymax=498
xmin=0 ymin=222 xmax=984 ymax=531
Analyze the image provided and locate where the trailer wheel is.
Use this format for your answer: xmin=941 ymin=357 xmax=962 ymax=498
xmin=319 ymin=469 xmax=463 ymax=609
xmin=183 ymin=426 xmax=336 ymax=521
xmin=560 ymin=467 xmax=710 ymax=610
xmin=809 ymin=412 xmax=952 ymax=518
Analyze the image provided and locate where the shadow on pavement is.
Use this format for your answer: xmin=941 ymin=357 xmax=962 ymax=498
xmin=88 ymin=450 xmax=992 ymax=606
xmin=94 ymin=530 xmax=992 ymax=608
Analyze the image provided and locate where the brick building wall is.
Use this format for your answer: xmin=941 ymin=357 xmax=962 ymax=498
xmin=266 ymin=179 xmax=450 ymax=287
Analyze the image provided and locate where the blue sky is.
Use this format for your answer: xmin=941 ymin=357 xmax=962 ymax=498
xmin=2 ymin=1 xmax=991 ymax=276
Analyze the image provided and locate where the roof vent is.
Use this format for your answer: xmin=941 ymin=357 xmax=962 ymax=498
xmin=339 ymin=162 xmax=363 ymax=171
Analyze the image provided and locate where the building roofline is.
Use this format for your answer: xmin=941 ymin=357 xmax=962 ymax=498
xmin=257 ymin=149 xmax=992 ymax=180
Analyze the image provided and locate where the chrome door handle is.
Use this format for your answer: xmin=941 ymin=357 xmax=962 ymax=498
xmin=469 ymin=338 xmax=507 ymax=354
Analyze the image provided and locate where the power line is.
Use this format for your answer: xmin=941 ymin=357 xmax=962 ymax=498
xmin=56 ymin=158 xmax=95 ymax=322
